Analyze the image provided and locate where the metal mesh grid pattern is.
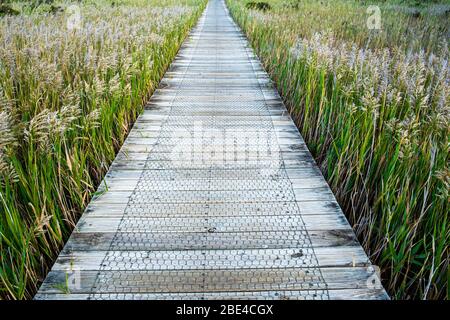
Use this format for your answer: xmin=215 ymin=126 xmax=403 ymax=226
xmin=83 ymin=0 xmax=330 ymax=300
xmin=107 ymin=231 xmax=313 ymax=250
xmin=87 ymin=290 xmax=328 ymax=300
xmin=120 ymin=201 xmax=305 ymax=216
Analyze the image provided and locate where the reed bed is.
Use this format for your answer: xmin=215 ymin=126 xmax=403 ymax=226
xmin=0 ymin=0 xmax=206 ymax=300
xmin=227 ymin=0 xmax=449 ymax=299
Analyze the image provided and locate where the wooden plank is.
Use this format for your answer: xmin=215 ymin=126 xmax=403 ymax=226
xmin=37 ymin=267 xmax=381 ymax=294
xmin=88 ymin=188 xmax=336 ymax=204
xmin=35 ymin=288 xmax=388 ymax=300
xmin=82 ymin=200 xmax=343 ymax=218
xmin=112 ymin=151 xmax=312 ymax=162
xmin=49 ymin=246 xmax=370 ymax=271
xmin=100 ymin=167 xmax=323 ymax=180
xmin=74 ymin=214 xmax=351 ymax=233
xmin=108 ymin=160 xmax=319 ymax=171
xmin=62 ymin=229 xmax=359 ymax=251
xmin=119 ymin=143 xmax=310 ymax=154
xmin=95 ymin=177 xmax=328 ymax=191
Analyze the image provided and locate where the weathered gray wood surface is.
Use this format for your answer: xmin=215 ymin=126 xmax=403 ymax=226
xmin=35 ymin=0 xmax=388 ymax=300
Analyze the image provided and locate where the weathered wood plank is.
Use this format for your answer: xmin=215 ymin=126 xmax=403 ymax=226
xmin=112 ymin=151 xmax=312 ymax=162
xmin=101 ymin=167 xmax=324 ymax=181
xmin=37 ymin=267 xmax=381 ymax=294
xmin=82 ymin=200 xmax=343 ymax=218
xmin=96 ymin=177 xmax=328 ymax=192
xmin=62 ymin=229 xmax=359 ymax=251
xmin=88 ymin=188 xmax=336 ymax=204
xmin=74 ymin=214 xmax=351 ymax=233
xmin=35 ymin=288 xmax=388 ymax=300
xmin=50 ymin=246 xmax=370 ymax=271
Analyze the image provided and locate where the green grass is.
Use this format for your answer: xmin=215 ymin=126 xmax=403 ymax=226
xmin=0 ymin=0 xmax=207 ymax=300
xmin=227 ymin=0 xmax=449 ymax=299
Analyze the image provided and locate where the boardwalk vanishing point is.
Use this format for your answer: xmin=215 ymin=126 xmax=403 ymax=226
xmin=35 ymin=0 xmax=388 ymax=300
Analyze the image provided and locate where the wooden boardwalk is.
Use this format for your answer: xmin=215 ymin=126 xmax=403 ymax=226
xmin=35 ymin=0 xmax=388 ymax=300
